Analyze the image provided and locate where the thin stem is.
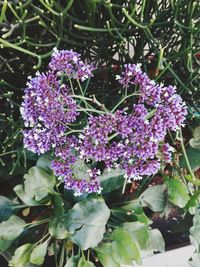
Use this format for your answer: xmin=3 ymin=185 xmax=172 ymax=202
xmin=69 ymin=78 xmax=75 ymax=95
xmin=0 ymin=38 xmax=42 ymax=69
xmin=111 ymin=92 xmax=140 ymax=112
xmin=36 ymin=233 xmax=50 ymax=245
xmin=77 ymin=80 xmax=89 ymax=108
xmin=70 ymin=95 xmax=93 ymax=102
xmin=77 ymin=108 xmax=105 ymax=114
xmin=122 ymin=177 xmax=128 ymax=194
xmin=64 ymin=129 xmax=84 ymax=136
xmin=0 ymin=150 xmax=18 ymax=157
xmin=25 ymin=218 xmax=51 ymax=228
xmin=92 ymin=95 xmax=109 ymax=112
xmin=59 ymin=242 xmax=65 ymax=267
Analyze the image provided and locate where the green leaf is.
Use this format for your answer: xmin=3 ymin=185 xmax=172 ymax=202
xmin=180 ymin=146 xmax=200 ymax=171
xmin=72 ymin=159 xmax=90 ymax=181
xmin=9 ymin=243 xmax=33 ymax=267
xmin=189 ymin=208 xmax=200 ymax=267
xmin=96 ymin=243 xmax=120 ymax=267
xmin=30 ymin=241 xmax=48 ymax=265
xmin=189 ymin=127 xmax=200 ymax=149
xmin=36 ymin=154 xmax=53 ymax=174
xmin=52 ymin=193 xmax=64 ymax=218
xmin=64 ymin=256 xmax=80 ymax=267
xmin=189 ymin=253 xmax=200 ymax=267
xmin=65 ymin=196 xmax=110 ymax=250
xmin=49 ymin=218 xmax=68 ymax=240
xmin=165 ymin=177 xmax=190 ymax=208
xmin=139 ymin=184 xmax=167 ymax=212
xmin=78 ymin=257 xmax=95 ymax=267
xmin=99 ymin=168 xmax=125 ymax=193
xmin=14 ymin=166 xmax=56 ymax=205
xmin=185 ymin=190 xmax=200 ymax=213
xmin=13 ymin=184 xmax=39 ymax=206
xmin=0 ymin=215 xmax=26 ymax=252
xmin=112 ymin=228 xmax=141 ymax=265
xmin=123 ymin=222 xmax=150 ymax=250
xmin=0 ymin=196 xmax=16 ymax=221
xmin=190 ymin=208 xmax=200 ymax=248
xmin=64 ymin=189 xmax=88 ymax=205
xmin=149 ymin=229 xmax=165 ymax=252
xmin=122 ymin=200 xmax=149 ymax=225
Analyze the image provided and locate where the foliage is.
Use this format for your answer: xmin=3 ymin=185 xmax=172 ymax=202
xmin=0 ymin=0 xmax=200 ymax=266
xmin=189 ymin=207 xmax=200 ymax=267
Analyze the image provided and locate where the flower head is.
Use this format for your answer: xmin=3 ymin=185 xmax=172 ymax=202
xmin=49 ymin=48 xmax=95 ymax=81
xmin=21 ymin=71 xmax=79 ymax=154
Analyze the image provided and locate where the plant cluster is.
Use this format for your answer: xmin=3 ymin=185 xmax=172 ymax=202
xmin=0 ymin=1 xmax=200 ymax=267
xmin=21 ymin=49 xmax=186 ymax=195
xmin=0 ymin=50 xmax=190 ymax=267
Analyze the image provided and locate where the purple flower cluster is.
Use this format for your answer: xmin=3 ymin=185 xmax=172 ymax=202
xmin=51 ymin=136 xmax=102 ymax=195
xmin=74 ymin=65 xmax=187 ymax=180
xmin=21 ymin=71 xmax=79 ymax=154
xmin=49 ymin=48 xmax=95 ymax=81
xmin=21 ymin=53 xmax=187 ymax=195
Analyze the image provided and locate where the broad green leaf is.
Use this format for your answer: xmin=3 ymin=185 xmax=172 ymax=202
xmin=189 ymin=127 xmax=200 ymax=149
xmin=189 ymin=253 xmax=200 ymax=267
xmin=112 ymin=228 xmax=141 ymax=265
xmin=0 ymin=196 xmax=16 ymax=221
xmin=0 ymin=215 xmax=26 ymax=252
xmin=180 ymin=146 xmax=200 ymax=171
xmin=110 ymin=207 xmax=138 ymax=224
xmin=36 ymin=154 xmax=53 ymax=173
xmin=185 ymin=191 xmax=200 ymax=213
xmin=9 ymin=243 xmax=33 ymax=267
xmin=123 ymin=222 xmax=150 ymax=250
xmin=96 ymin=243 xmax=120 ymax=267
xmin=14 ymin=184 xmax=39 ymax=206
xmin=30 ymin=241 xmax=48 ymax=265
xmin=64 ymin=256 xmax=80 ymax=267
xmin=165 ymin=178 xmax=189 ymax=208
xmin=72 ymin=159 xmax=90 ymax=181
xmin=139 ymin=184 xmax=167 ymax=212
xmin=49 ymin=218 xmax=68 ymax=240
xmin=189 ymin=208 xmax=200 ymax=267
xmin=14 ymin=166 xmax=56 ymax=205
xmin=190 ymin=208 xmax=200 ymax=248
xmin=149 ymin=229 xmax=165 ymax=252
xmin=122 ymin=200 xmax=149 ymax=225
xmin=78 ymin=257 xmax=95 ymax=267
xmin=52 ymin=194 xmax=64 ymax=217
xmin=64 ymin=189 xmax=88 ymax=205
xmin=99 ymin=168 xmax=125 ymax=193
xmin=190 ymin=139 xmax=200 ymax=149
xmin=65 ymin=196 xmax=110 ymax=250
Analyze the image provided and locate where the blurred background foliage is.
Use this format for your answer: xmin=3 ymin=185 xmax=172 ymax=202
xmin=0 ymin=0 xmax=200 ymax=186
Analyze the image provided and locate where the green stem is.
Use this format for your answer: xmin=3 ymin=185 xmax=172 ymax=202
xmin=69 ymin=78 xmax=75 ymax=95
xmin=39 ymin=0 xmax=60 ymax=16
xmin=122 ymin=8 xmax=147 ymax=29
xmin=65 ymin=129 xmax=84 ymax=136
xmin=0 ymin=38 xmax=42 ymax=69
xmin=77 ymin=108 xmax=105 ymax=114
xmin=77 ymin=80 xmax=88 ymax=107
xmin=122 ymin=177 xmax=128 ymax=194
xmin=0 ymin=150 xmax=18 ymax=157
xmin=59 ymin=242 xmax=65 ymax=267
xmin=26 ymin=218 xmax=51 ymax=227
xmin=0 ymin=0 xmax=8 ymax=23
xmin=111 ymin=92 xmax=140 ymax=112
